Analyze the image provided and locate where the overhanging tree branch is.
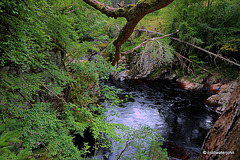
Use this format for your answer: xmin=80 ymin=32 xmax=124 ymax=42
xmin=82 ymin=0 xmax=128 ymax=18
xmin=82 ymin=0 xmax=175 ymax=65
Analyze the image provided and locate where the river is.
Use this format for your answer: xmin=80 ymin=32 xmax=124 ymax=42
xmin=99 ymin=79 xmax=219 ymax=159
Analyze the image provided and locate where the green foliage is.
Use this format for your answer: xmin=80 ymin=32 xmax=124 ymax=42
xmin=115 ymin=125 xmax=168 ymax=160
xmin=0 ymin=0 xmax=169 ymax=160
xmin=160 ymin=0 xmax=240 ymax=78
xmin=101 ymin=85 xmax=124 ymax=108
xmin=0 ymin=0 xmax=116 ymax=159
xmin=161 ymin=0 xmax=240 ymax=47
xmin=0 ymin=119 xmax=32 ymax=160
xmin=161 ymin=0 xmax=240 ymax=50
xmin=188 ymin=55 xmax=206 ymax=71
xmin=218 ymin=66 xmax=240 ymax=81
xmin=21 ymin=103 xmax=82 ymax=159
xmin=68 ymin=56 xmax=121 ymax=105
xmin=0 ymin=0 xmax=50 ymax=70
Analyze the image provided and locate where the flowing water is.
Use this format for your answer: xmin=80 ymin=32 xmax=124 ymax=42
xmin=99 ymin=79 xmax=219 ymax=159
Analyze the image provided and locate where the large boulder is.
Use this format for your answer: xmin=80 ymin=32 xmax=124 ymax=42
xmin=111 ymin=69 xmax=131 ymax=81
xmin=112 ymin=52 xmax=155 ymax=81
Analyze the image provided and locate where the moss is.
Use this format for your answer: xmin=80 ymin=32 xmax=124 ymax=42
xmin=125 ymin=4 xmax=135 ymax=9
xmin=136 ymin=0 xmax=146 ymax=5
xmin=116 ymin=8 xmax=125 ymax=15
xmin=136 ymin=0 xmax=156 ymax=6
xmin=128 ymin=4 xmax=135 ymax=7
xmin=97 ymin=3 xmax=105 ymax=10
xmin=119 ymin=8 xmax=124 ymax=11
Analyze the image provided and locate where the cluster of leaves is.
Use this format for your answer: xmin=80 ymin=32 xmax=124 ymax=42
xmin=160 ymin=0 xmax=240 ymax=79
xmin=0 ymin=119 xmax=32 ymax=159
xmin=115 ymin=125 xmax=168 ymax=160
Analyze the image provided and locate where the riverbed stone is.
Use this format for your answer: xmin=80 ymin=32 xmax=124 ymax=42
xmin=111 ymin=69 xmax=131 ymax=81
xmin=207 ymin=80 xmax=238 ymax=113
xmin=177 ymin=77 xmax=204 ymax=90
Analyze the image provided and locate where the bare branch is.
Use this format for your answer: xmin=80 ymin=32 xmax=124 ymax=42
xmin=117 ymin=140 xmax=132 ymax=160
xmin=136 ymin=29 xmax=240 ymax=68
xmin=171 ymin=37 xmax=240 ymax=67
xmin=175 ymin=52 xmax=213 ymax=74
xmin=122 ymin=30 xmax=179 ymax=55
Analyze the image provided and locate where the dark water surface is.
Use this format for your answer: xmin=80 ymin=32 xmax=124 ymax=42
xmin=101 ymin=79 xmax=219 ymax=159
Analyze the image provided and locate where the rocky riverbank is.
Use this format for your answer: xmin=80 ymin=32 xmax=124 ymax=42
xmin=111 ymin=68 xmax=238 ymax=114
xmin=177 ymin=77 xmax=238 ymax=114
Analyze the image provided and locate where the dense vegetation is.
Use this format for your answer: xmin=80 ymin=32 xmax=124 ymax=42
xmin=0 ymin=0 xmax=168 ymax=159
xmin=0 ymin=0 xmax=239 ymax=159
xmin=159 ymin=0 xmax=240 ymax=79
xmin=0 ymin=0 xmax=116 ymax=159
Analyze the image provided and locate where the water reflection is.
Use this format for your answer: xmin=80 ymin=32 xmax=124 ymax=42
xmin=107 ymin=102 xmax=166 ymax=129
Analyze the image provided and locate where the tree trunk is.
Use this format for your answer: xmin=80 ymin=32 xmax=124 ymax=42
xmin=198 ymin=78 xmax=240 ymax=160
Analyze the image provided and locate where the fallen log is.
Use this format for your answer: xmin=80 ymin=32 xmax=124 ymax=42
xmin=136 ymin=29 xmax=240 ymax=68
